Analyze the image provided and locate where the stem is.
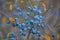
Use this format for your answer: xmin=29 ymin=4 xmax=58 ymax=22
xmin=27 ymin=24 xmax=34 ymax=40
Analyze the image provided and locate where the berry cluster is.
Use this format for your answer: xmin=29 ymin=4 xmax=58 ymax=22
xmin=7 ymin=5 xmax=45 ymax=40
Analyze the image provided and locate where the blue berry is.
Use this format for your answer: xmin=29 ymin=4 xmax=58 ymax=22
xmin=37 ymin=30 xmax=40 ymax=34
xmin=10 ymin=38 xmax=14 ymax=40
xmin=37 ymin=33 xmax=41 ymax=37
xmin=27 ymin=12 xmax=30 ymax=15
xmin=19 ymin=30 xmax=26 ymax=36
xmin=6 ymin=20 xmax=10 ymax=24
xmin=30 ymin=19 xmax=34 ymax=24
xmin=31 ymin=28 xmax=37 ymax=33
xmin=19 ymin=29 xmax=23 ymax=33
xmin=28 ymin=7 xmax=32 ymax=11
xmin=19 ymin=12 xmax=22 ymax=16
xmin=19 ymin=30 xmax=25 ymax=36
xmin=25 ymin=17 xmax=28 ymax=21
xmin=37 ymin=10 xmax=42 ymax=14
xmin=16 ymin=22 xmax=19 ymax=26
xmin=23 ymin=28 xmax=27 ymax=31
xmin=10 ymin=32 xmax=16 ymax=37
xmin=27 ymin=23 xmax=31 ymax=27
xmin=28 ymin=26 xmax=31 ymax=30
xmin=18 ymin=24 xmax=22 ymax=28
xmin=34 ymin=15 xmax=40 ymax=20
xmin=39 ymin=16 xmax=44 ymax=20
xmin=34 ymin=21 xmax=39 ymax=24
xmin=25 ymin=21 xmax=29 ymax=24
xmin=17 ymin=7 xmax=21 ymax=12
xmin=25 ymin=21 xmax=31 ymax=26
xmin=14 ymin=18 xmax=18 ymax=21
xmin=33 ymin=9 xmax=37 ymax=12
xmin=33 ymin=5 xmax=38 ymax=9
xmin=37 ymin=23 xmax=41 ymax=27
xmin=41 ymin=24 xmax=44 ymax=27
xmin=22 ymin=32 xmax=26 ymax=36
xmin=21 ymin=23 xmax=25 ymax=26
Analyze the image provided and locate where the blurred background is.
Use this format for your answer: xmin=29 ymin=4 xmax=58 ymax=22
xmin=0 ymin=0 xmax=60 ymax=40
